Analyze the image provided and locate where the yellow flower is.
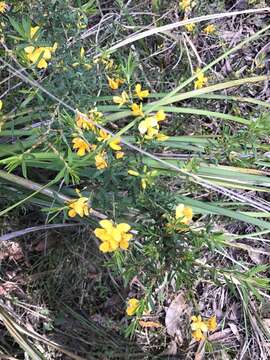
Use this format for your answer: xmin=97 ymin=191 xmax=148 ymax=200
xmin=179 ymin=0 xmax=195 ymax=11
xmin=207 ymin=316 xmax=217 ymax=332
xmin=97 ymin=129 xmax=110 ymax=142
xmin=30 ymin=26 xmax=40 ymax=39
xmin=115 ymin=151 xmax=124 ymax=159
xmin=113 ymin=91 xmax=129 ymax=107
xmin=126 ymin=298 xmax=139 ymax=316
xmin=203 ymin=24 xmax=216 ymax=34
xmin=0 ymin=99 xmax=2 ymax=110
xmin=68 ymin=197 xmax=90 ymax=218
xmin=109 ymin=137 xmax=122 ymax=151
xmin=72 ymin=137 xmax=90 ymax=156
xmin=135 ymin=84 xmax=149 ymax=100
xmin=128 ymin=168 xmax=157 ymax=189
xmin=0 ymin=2 xmax=8 ymax=13
xmin=191 ymin=315 xmax=208 ymax=341
xmin=155 ymin=110 xmax=166 ymax=122
xmin=24 ymin=43 xmax=57 ymax=69
xmin=131 ymin=103 xmax=144 ymax=117
xmin=144 ymin=126 xmax=159 ymax=140
xmin=138 ymin=117 xmax=158 ymax=135
xmin=89 ymin=108 xmax=103 ymax=121
xmin=94 ymin=220 xmax=133 ymax=253
xmin=156 ymin=133 xmax=169 ymax=141
xmin=76 ymin=112 xmax=96 ymax=131
xmin=107 ymin=77 xmax=124 ymax=90
xmin=175 ymin=204 xmax=193 ymax=225
xmin=128 ymin=170 xmax=140 ymax=177
xmin=194 ymin=68 xmax=207 ymax=90
xmin=184 ymin=22 xmax=195 ymax=32
xmin=95 ymin=152 xmax=108 ymax=170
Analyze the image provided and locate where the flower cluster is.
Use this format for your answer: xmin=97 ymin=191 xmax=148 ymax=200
xmin=94 ymin=219 xmax=133 ymax=253
xmin=179 ymin=0 xmax=196 ymax=11
xmin=203 ymin=24 xmax=216 ymax=34
xmin=72 ymin=109 xmax=124 ymax=168
xmin=128 ymin=166 xmax=158 ymax=190
xmin=24 ymin=26 xmax=57 ymax=69
xmin=166 ymin=203 xmax=193 ymax=232
xmin=0 ymin=1 xmax=8 ymax=13
xmin=67 ymin=192 xmax=91 ymax=218
xmin=194 ymin=68 xmax=208 ymax=89
xmin=183 ymin=21 xmax=216 ymax=34
xmin=191 ymin=315 xmax=217 ymax=341
xmin=72 ymin=47 xmax=92 ymax=70
xmin=137 ymin=110 xmax=168 ymax=141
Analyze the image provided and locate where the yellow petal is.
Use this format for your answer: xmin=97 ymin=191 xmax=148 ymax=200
xmin=119 ymin=239 xmax=129 ymax=250
xmin=109 ymin=238 xmax=119 ymax=251
xmin=30 ymin=26 xmax=40 ymax=39
xmin=80 ymin=47 xmax=85 ymax=58
xmin=24 ymin=46 xmax=35 ymax=54
xmin=128 ymin=170 xmax=139 ymax=177
xmin=156 ymin=110 xmax=166 ymax=121
xmin=192 ymin=329 xmax=204 ymax=341
xmin=141 ymin=179 xmax=147 ymax=189
xmin=183 ymin=206 xmax=193 ymax=220
xmin=94 ymin=228 xmax=111 ymax=241
xmin=122 ymin=233 xmax=133 ymax=242
xmin=37 ymin=58 xmax=48 ymax=69
xmin=116 ymin=223 xmax=131 ymax=233
xmin=156 ymin=133 xmax=169 ymax=141
xmin=111 ymin=228 xmax=122 ymax=242
xmin=115 ymin=151 xmax=124 ymax=159
xmin=52 ymin=42 xmax=58 ymax=52
xmin=99 ymin=219 xmax=114 ymax=231
xmin=68 ymin=209 xmax=77 ymax=218
xmin=200 ymin=322 xmax=208 ymax=333
xmin=175 ymin=204 xmax=185 ymax=219
xmin=99 ymin=241 xmax=110 ymax=253
xmin=138 ymin=120 xmax=148 ymax=134
xmin=207 ymin=316 xmax=217 ymax=332
xmin=109 ymin=138 xmax=121 ymax=151
xmin=0 ymin=100 xmax=2 ymax=110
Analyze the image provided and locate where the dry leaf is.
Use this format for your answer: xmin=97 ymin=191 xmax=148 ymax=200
xmin=228 ymin=322 xmax=241 ymax=341
xmin=165 ymin=293 xmax=188 ymax=345
xmin=139 ymin=320 xmax=161 ymax=328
